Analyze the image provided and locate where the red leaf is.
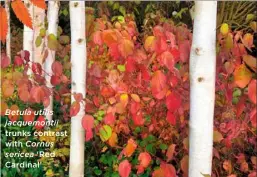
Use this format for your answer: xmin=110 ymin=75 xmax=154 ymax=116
xmin=30 ymin=86 xmax=46 ymax=103
xmin=0 ymin=6 xmax=8 ymax=42
xmin=161 ymin=163 xmax=176 ymax=177
xmin=74 ymin=93 xmax=83 ymax=102
xmin=11 ymin=0 xmax=32 ymax=29
xmin=93 ymin=31 xmax=103 ymax=46
xmin=32 ymin=62 xmax=42 ymax=75
xmin=151 ymin=70 xmax=168 ymax=100
xmin=52 ymin=61 xmax=63 ymax=76
xmin=1 ymin=54 xmax=10 ymax=68
xmin=85 ymin=130 xmax=93 ymax=141
xmin=179 ymin=40 xmax=190 ymax=62
xmin=118 ymin=160 xmax=131 ymax=177
xmin=132 ymin=112 xmax=145 ymax=126
xmin=138 ymin=152 xmax=151 ymax=168
xmin=250 ymin=108 xmax=256 ymax=128
xmin=166 ymin=92 xmax=182 ymax=111
xmin=34 ymin=116 xmax=45 ymax=130
xmin=126 ymin=56 xmax=136 ymax=72
xmin=100 ymin=86 xmax=115 ymax=98
xmin=70 ymin=101 xmax=80 ymax=117
xmin=170 ymin=48 xmax=180 ymax=62
xmin=30 ymin=0 xmax=46 ymax=9
xmin=248 ymin=79 xmax=256 ymax=104
xmin=20 ymin=50 xmax=30 ymax=62
xmin=104 ymin=112 xmax=115 ymax=125
xmin=167 ymin=111 xmax=176 ymax=125
xmin=236 ymin=96 xmax=246 ymax=118
xmin=51 ymin=75 xmax=61 ymax=86
xmin=154 ymin=37 xmax=168 ymax=54
xmin=159 ymin=51 xmax=174 ymax=71
xmin=14 ymin=55 xmax=24 ymax=66
xmin=82 ymin=114 xmax=94 ymax=130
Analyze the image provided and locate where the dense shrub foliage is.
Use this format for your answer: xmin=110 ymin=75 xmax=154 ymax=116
xmin=1 ymin=1 xmax=256 ymax=177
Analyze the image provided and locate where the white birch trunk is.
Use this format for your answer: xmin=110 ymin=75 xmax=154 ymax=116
xmin=44 ymin=1 xmax=59 ymax=121
xmin=33 ymin=6 xmax=45 ymax=65
xmin=23 ymin=0 xmax=34 ymax=75
xmin=5 ymin=0 xmax=11 ymax=59
xmin=69 ymin=1 xmax=86 ymax=176
xmin=189 ymin=1 xmax=217 ymax=176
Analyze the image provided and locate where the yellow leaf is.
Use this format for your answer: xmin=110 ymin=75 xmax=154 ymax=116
xmin=131 ymin=94 xmax=140 ymax=102
xmin=213 ymin=130 xmax=223 ymax=143
xmin=120 ymin=93 xmax=129 ymax=107
xmin=144 ymin=36 xmax=156 ymax=52
xmin=220 ymin=23 xmax=229 ymax=36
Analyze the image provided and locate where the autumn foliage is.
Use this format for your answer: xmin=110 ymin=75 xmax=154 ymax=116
xmin=1 ymin=2 xmax=256 ymax=177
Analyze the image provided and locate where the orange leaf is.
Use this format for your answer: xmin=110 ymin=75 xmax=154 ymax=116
xmin=234 ymin=64 xmax=252 ymax=88
xmin=2 ymin=80 xmax=14 ymax=98
xmin=30 ymin=0 xmax=46 ymax=9
xmin=180 ymin=155 xmax=189 ymax=177
xmin=0 ymin=6 xmax=8 ymax=42
xmin=243 ymin=55 xmax=257 ymax=72
xmin=118 ymin=39 xmax=134 ymax=58
xmin=166 ymin=144 xmax=176 ymax=162
xmin=223 ymin=160 xmax=232 ymax=174
xmin=8 ymin=105 xmax=19 ymax=122
xmin=108 ymin=132 xmax=118 ymax=147
xmin=11 ymin=0 xmax=33 ymax=29
xmin=124 ymin=138 xmax=137 ymax=157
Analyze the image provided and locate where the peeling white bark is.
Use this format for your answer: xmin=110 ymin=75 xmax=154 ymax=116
xmin=69 ymin=1 xmax=86 ymax=177
xmin=189 ymin=1 xmax=217 ymax=177
xmin=45 ymin=1 xmax=59 ymax=121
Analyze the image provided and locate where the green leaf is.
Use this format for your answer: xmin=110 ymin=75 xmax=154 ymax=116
xmin=62 ymin=8 xmax=69 ymax=16
xmin=146 ymin=144 xmax=156 ymax=155
xmin=159 ymin=143 xmax=168 ymax=150
xmin=47 ymin=34 xmax=58 ymax=50
xmin=119 ymin=6 xmax=126 ymax=16
xmin=113 ymin=2 xmax=120 ymax=10
xmin=117 ymin=64 xmax=125 ymax=72
xmin=99 ymin=125 xmax=112 ymax=142
xmin=39 ymin=28 xmax=46 ymax=37
xmin=93 ymin=168 xmax=102 ymax=176
xmin=35 ymin=36 xmax=42 ymax=47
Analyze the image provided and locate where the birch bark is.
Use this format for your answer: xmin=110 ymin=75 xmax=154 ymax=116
xmin=189 ymin=1 xmax=217 ymax=176
xmin=45 ymin=1 xmax=59 ymax=121
xmin=69 ymin=1 xmax=86 ymax=176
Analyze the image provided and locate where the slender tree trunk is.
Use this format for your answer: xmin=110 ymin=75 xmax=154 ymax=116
xmin=69 ymin=1 xmax=86 ymax=176
xmin=45 ymin=1 xmax=59 ymax=121
xmin=189 ymin=1 xmax=217 ymax=176
xmin=33 ymin=5 xmax=45 ymax=65
xmin=5 ymin=0 xmax=10 ymax=59
xmin=23 ymin=0 xmax=34 ymax=75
